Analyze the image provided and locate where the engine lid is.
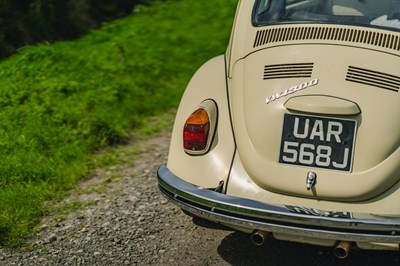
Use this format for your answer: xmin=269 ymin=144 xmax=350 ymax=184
xmin=230 ymin=44 xmax=400 ymax=201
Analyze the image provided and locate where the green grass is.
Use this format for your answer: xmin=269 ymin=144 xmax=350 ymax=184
xmin=0 ymin=0 xmax=237 ymax=246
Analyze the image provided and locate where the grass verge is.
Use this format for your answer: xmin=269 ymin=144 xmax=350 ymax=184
xmin=0 ymin=0 xmax=237 ymax=246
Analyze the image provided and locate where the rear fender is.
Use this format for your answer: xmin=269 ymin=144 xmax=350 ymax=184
xmin=167 ymin=55 xmax=235 ymax=189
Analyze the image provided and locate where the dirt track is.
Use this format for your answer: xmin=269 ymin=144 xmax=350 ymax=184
xmin=1 ymin=131 xmax=399 ymax=265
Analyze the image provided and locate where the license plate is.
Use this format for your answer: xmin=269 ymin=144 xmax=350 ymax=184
xmin=279 ymin=114 xmax=357 ymax=172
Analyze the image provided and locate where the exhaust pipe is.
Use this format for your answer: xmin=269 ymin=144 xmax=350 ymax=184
xmin=334 ymin=241 xmax=353 ymax=259
xmin=250 ymin=230 xmax=271 ymax=246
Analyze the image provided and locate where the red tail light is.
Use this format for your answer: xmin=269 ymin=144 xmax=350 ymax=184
xmin=184 ymin=108 xmax=210 ymax=151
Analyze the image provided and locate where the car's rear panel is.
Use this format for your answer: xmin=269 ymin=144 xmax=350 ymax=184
xmin=229 ymin=42 xmax=400 ymax=201
xmin=158 ymin=0 xmax=400 ymax=253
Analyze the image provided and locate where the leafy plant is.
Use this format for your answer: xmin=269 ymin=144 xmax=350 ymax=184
xmin=0 ymin=0 xmax=237 ymax=246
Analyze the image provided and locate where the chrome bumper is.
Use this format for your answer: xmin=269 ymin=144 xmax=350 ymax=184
xmin=157 ymin=165 xmax=400 ymax=243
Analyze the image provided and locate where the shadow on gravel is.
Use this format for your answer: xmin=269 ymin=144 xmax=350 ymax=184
xmin=192 ymin=217 xmax=232 ymax=231
xmin=217 ymin=231 xmax=400 ymax=266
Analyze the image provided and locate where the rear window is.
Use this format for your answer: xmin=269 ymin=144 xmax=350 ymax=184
xmin=254 ymin=0 xmax=400 ymax=32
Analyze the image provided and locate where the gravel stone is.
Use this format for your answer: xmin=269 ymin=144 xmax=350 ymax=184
xmin=0 ymin=131 xmax=399 ymax=265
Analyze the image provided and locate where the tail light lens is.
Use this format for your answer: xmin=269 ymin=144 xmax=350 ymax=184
xmin=184 ymin=108 xmax=210 ymax=151
xmin=183 ymin=100 xmax=217 ymax=155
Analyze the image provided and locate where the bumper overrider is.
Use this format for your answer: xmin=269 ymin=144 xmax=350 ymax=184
xmin=157 ymin=165 xmax=400 ymax=244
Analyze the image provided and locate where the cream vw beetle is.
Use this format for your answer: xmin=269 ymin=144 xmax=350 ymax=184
xmin=157 ymin=0 xmax=400 ymax=258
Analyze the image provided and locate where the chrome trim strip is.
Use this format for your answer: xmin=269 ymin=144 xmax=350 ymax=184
xmin=157 ymin=165 xmax=400 ymax=243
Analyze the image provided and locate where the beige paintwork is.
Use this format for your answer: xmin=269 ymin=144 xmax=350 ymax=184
xmin=166 ymin=0 xmax=400 ymax=250
xmin=284 ymin=95 xmax=361 ymax=116
xmin=230 ymin=45 xmax=399 ymax=201
xmin=225 ymin=0 xmax=399 ymax=202
xmin=167 ymin=55 xmax=235 ymax=189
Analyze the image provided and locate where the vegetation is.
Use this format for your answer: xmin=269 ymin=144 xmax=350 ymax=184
xmin=0 ymin=0 xmax=153 ymax=58
xmin=0 ymin=0 xmax=237 ymax=246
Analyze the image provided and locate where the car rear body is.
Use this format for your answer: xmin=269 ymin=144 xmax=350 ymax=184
xmin=158 ymin=0 xmax=400 ymax=255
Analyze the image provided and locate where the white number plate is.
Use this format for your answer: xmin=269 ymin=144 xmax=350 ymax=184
xmin=279 ymin=114 xmax=357 ymax=172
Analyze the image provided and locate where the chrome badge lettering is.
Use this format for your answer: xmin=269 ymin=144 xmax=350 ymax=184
xmin=265 ymin=79 xmax=319 ymax=104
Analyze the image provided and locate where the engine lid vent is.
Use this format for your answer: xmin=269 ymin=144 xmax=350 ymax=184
xmin=346 ymin=66 xmax=400 ymax=93
xmin=264 ymin=63 xmax=313 ymax=80
xmin=254 ymin=26 xmax=400 ymax=52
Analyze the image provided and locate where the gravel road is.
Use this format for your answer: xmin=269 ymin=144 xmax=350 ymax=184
xmin=1 ymin=131 xmax=399 ymax=265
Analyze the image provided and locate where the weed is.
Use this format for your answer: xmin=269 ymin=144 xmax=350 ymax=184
xmin=0 ymin=0 xmax=237 ymax=246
